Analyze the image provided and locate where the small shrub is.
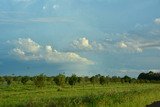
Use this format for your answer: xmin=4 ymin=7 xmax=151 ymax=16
xmin=54 ymin=74 xmax=65 ymax=87
xmin=68 ymin=74 xmax=78 ymax=86
xmin=99 ymin=76 xmax=106 ymax=85
xmin=21 ymin=76 xmax=30 ymax=85
xmin=34 ymin=74 xmax=46 ymax=87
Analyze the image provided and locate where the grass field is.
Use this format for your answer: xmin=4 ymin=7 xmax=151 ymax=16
xmin=0 ymin=82 xmax=160 ymax=107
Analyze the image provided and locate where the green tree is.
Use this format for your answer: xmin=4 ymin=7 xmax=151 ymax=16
xmin=77 ymin=77 xmax=83 ymax=83
xmin=138 ymin=73 xmax=146 ymax=80
xmin=68 ymin=74 xmax=78 ymax=86
xmin=105 ymin=76 xmax=110 ymax=84
xmin=54 ymin=74 xmax=65 ymax=87
xmin=46 ymin=77 xmax=53 ymax=84
xmin=123 ymin=75 xmax=131 ymax=83
xmin=34 ymin=74 xmax=46 ymax=87
xmin=84 ymin=76 xmax=90 ymax=83
xmin=99 ymin=76 xmax=106 ymax=85
xmin=21 ymin=76 xmax=30 ymax=85
xmin=90 ymin=76 xmax=98 ymax=86
xmin=111 ymin=76 xmax=121 ymax=83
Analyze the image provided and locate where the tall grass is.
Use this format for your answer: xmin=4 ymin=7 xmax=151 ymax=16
xmin=0 ymin=83 xmax=160 ymax=107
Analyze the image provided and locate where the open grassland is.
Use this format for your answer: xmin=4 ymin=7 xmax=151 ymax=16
xmin=0 ymin=83 xmax=160 ymax=107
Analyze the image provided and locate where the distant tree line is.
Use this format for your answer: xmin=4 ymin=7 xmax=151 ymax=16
xmin=0 ymin=71 xmax=160 ymax=87
xmin=138 ymin=71 xmax=160 ymax=82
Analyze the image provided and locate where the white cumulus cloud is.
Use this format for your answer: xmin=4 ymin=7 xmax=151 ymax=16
xmin=13 ymin=48 xmax=25 ymax=56
xmin=119 ymin=42 xmax=128 ymax=48
xmin=16 ymin=38 xmax=41 ymax=54
xmin=72 ymin=36 xmax=160 ymax=53
xmin=72 ymin=37 xmax=104 ymax=51
xmin=44 ymin=46 xmax=94 ymax=64
xmin=11 ymin=38 xmax=94 ymax=65
xmin=154 ymin=18 xmax=160 ymax=25
xmin=117 ymin=39 xmax=160 ymax=53
xmin=117 ymin=41 xmax=143 ymax=52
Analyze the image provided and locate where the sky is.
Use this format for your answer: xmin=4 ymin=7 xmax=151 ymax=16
xmin=0 ymin=0 xmax=160 ymax=77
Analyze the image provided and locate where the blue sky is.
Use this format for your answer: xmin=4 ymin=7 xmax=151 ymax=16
xmin=0 ymin=0 xmax=160 ymax=77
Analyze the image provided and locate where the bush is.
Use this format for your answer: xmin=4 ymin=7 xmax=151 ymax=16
xmin=68 ymin=74 xmax=78 ymax=86
xmin=21 ymin=76 xmax=30 ymax=85
xmin=99 ymin=76 xmax=106 ymax=85
xmin=4 ymin=76 xmax=12 ymax=85
xmin=90 ymin=76 xmax=98 ymax=86
xmin=123 ymin=75 xmax=131 ymax=83
xmin=33 ymin=74 xmax=46 ymax=87
xmin=54 ymin=74 xmax=65 ymax=87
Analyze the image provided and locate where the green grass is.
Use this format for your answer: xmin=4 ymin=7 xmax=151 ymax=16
xmin=0 ymin=83 xmax=160 ymax=107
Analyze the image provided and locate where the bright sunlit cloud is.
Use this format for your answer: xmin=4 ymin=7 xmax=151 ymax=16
xmin=11 ymin=38 xmax=94 ymax=65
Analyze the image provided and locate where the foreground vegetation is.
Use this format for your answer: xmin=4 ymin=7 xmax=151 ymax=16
xmin=0 ymin=71 xmax=160 ymax=107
